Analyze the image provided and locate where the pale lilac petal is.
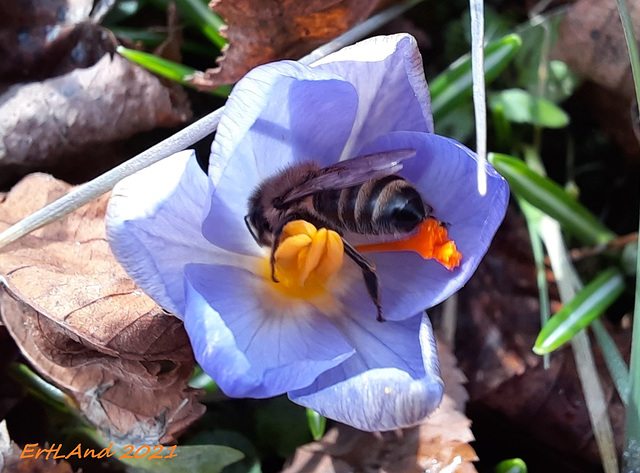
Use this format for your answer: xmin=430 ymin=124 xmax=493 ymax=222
xmin=204 ymin=61 xmax=358 ymax=256
xmin=107 ymin=151 xmax=225 ymax=317
xmin=184 ymin=264 xmax=355 ymax=398
xmin=312 ymin=34 xmax=433 ymax=159
xmin=341 ymin=131 xmax=509 ymax=321
xmin=289 ymin=312 xmax=443 ymax=431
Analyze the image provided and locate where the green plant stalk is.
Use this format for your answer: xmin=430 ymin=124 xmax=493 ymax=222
xmin=616 ymin=0 xmax=640 ymax=467
xmin=8 ymin=363 xmax=74 ymax=415
xmin=489 ymin=153 xmax=616 ymax=246
xmin=539 ymin=216 xmax=619 ymax=473
xmin=523 ymin=146 xmax=618 ymax=472
xmin=625 ymin=203 xmax=640 ymax=469
xmin=533 ymin=267 xmax=625 ymax=354
xmin=517 ymin=197 xmax=551 ymax=368
xmin=592 ymin=319 xmax=630 ymax=405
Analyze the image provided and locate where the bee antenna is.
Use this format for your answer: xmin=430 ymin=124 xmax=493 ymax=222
xmin=244 ymin=214 xmax=260 ymax=244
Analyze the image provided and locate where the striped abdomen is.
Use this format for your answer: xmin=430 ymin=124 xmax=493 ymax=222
xmin=312 ymin=175 xmax=426 ymax=235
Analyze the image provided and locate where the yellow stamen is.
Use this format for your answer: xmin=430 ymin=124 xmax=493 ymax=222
xmin=356 ymin=218 xmax=462 ymax=270
xmin=264 ymin=220 xmax=344 ymax=300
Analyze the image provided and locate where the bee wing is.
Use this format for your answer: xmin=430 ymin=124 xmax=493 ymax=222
xmin=282 ymin=148 xmax=417 ymax=203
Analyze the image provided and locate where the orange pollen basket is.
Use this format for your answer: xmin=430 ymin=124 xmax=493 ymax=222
xmin=355 ymin=218 xmax=462 ymax=270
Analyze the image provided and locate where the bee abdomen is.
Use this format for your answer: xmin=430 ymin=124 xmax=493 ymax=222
xmin=313 ymin=175 xmax=426 ymax=234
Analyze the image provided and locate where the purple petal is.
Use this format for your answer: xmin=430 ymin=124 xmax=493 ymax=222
xmin=289 ymin=312 xmax=443 ymax=431
xmin=341 ymin=131 xmax=510 ymax=321
xmin=107 ymin=151 xmax=222 ymax=317
xmin=204 ymin=61 xmax=359 ymax=255
xmin=311 ymin=34 xmax=434 ymax=159
xmin=184 ymin=263 xmax=355 ymax=398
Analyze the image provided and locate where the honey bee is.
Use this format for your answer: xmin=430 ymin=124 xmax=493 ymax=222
xmin=245 ymin=149 xmax=430 ymax=322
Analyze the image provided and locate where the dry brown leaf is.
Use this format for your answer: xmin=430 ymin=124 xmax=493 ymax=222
xmin=554 ymin=0 xmax=640 ymax=99
xmin=0 ymin=0 xmax=103 ymax=82
xmin=195 ymin=0 xmax=392 ymax=89
xmin=0 ymin=22 xmax=111 ymax=83
xmin=553 ymin=0 xmax=640 ymax=162
xmin=281 ymin=342 xmax=477 ymax=473
xmin=0 ymin=53 xmax=191 ymax=188
xmin=0 ymin=174 xmax=204 ymax=445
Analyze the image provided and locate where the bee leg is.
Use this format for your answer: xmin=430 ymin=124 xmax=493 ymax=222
xmin=269 ymin=216 xmax=297 ymax=283
xmin=343 ymin=240 xmax=385 ymax=322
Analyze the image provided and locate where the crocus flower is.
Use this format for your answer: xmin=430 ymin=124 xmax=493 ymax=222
xmin=106 ymin=34 xmax=509 ymax=432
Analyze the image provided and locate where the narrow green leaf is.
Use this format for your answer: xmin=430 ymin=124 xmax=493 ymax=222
xmin=534 ymin=268 xmax=626 ymax=354
xmin=488 ymin=88 xmax=569 ymax=128
xmin=306 ymin=408 xmax=326 ymax=441
xmin=117 ymin=46 xmax=198 ymax=83
xmin=117 ymin=46 xmax=230 ymax=97
xmin=488 ymin=153 xmax=616 ymax=246
xmin=495 ymin=458 xmax=528 ymax=473
xmin=431 ymin=33 xmax=522 ymax=121
xmin=173 ymin=0 xmax=226 ymax=48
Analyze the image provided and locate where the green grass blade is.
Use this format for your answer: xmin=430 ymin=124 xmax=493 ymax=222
xmin=517 ymin=197 xmax=551 ymax=368
xmin=592 ymin=319 xmax=630 ymax=405
xmin=534 ymin=268 xmax=626 ymax=354
xmin=174 ymin=0 xmax=226 ymax=48
xmin=615 ymin=0 xmax=640 ymax=468
xmin=488 ymin=153 xmax=616 ymax=246
xmin=430 ymin=33 xmax=522 ymax=121
xmin=117 ymin=46 xmax=230 ymax=97
xmin=117 ymin=45 xmax=199 ymax=82
xmin=306 ymin=408 xmax=327 ymax=441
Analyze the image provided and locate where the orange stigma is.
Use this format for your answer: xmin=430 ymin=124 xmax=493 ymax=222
xmin=356 ymin=218 xmax=462 ymax=270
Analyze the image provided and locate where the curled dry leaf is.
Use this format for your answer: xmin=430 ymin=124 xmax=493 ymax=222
xmin=195 ymin=0 xmax=392 ymax=89
xmin=282 ymin=341 xmax=477 ymax=473
xmin=454 ymin=209 xmax=629 ymax=471
xmin=0 ymin=53 xmax=191 ymax=188
xmin=0 ymin=174 xmax=204 ymax=445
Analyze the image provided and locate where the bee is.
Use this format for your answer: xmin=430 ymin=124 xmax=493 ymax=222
xmin=245 ymin=149 xmax=429 ymax=322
